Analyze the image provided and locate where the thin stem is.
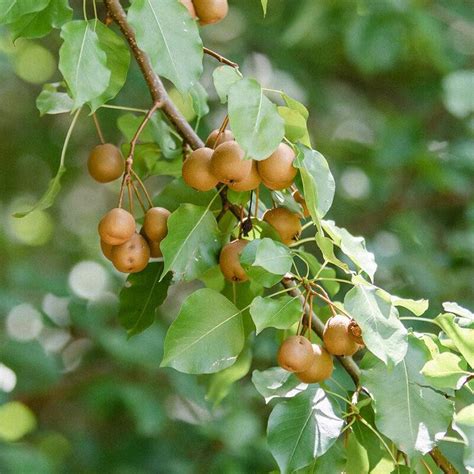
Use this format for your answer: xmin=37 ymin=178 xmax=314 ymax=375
xmin=100 ymin=104 xmax=149 ymax=113
xmin=232 ymin=282 xmax=237 ymax=305
xmin=254 ymin=185 xmax=260 ymax=219
xmin=92 ymin=113 xmax=105 ymax=144
xmin=127 ymin=180 xmax=134 ymax=215
xmin=313 ymin=260 xmax=328 ymax=280
xmin=289 ymin=237 xmax=316 ymax=248
xmin=316 ymin=277 xmax=354 ymax=285
xmin=301 ymin=221 xmax=314 ymax=232
xmin=399 ymin=317 xmax=443 ymax=328
xmin=131 ymin=180 xmax=147 ymax=213
xmin=131 ymin=169 xmax=153 ymax=208
xmin=358 ymin=417 xmax=398 ymax=465
xmin=322 ymin=387 xmax=352 ymax=405
xmin=203 ymin=47 xmax=240 ymax=69
xmin=59 ymin=109 xmax=82 ymax=169
xmin=82 ymin=0 xmax=88 ymax=20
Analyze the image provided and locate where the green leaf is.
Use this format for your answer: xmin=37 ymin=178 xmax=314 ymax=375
xmin=160 ymin=201 xmax=222 ymax=281
xmin=322 ymin=220 xmax=377 ymax=281
xmin=267 ymin=386 xmax=344 ymax=473
xmin=189 ymin=82 xmax=209 ymax=119
xmin=453 ymin=404 xmax=474 ymax=473
xmin=212 ymin=65 xmax=241 ymax=103
xmin=88 ymin=21 xmax=130 ymax=112
xmin=361 ymin=336 xmax=454 ymax=458
xmin=0 ymin=0 xmax=49 ymax=24
xmin=261 ymin=0 xmax=268 ymax=16
xmin=345 ymin=284 xmax=407 ymax=365
xmin=421 ymin=351 xmax=470 ymax=390
xmin=59 ymin=20 xmax=111 ymax=109
xmin=443 ymin=70 xmax=474 ymax=119
xmin=206 ymin=346 xmax=252 ymax=405
xmin=294 ymin=144 xmax=335 ymax=220
xmin=161 ymin=288 xmax=245 ymax=374
xmin=252 ymin=367 xmax=306 ymax=403
xmin=0 ymin=402 xmax=36 ymax=442
xmin=281 ymin=93 xmax=309 ymax=120
xmin=250 ymin=294 xmax=301 ymax=334
xmin=36 ymin=82 xmax=73 ymax=116
xmin=436 ymin=313 xmax=474 ymax=368
xmin=311 ymin=439 xmax=347 ymax=474
xmin=127 ymin=0 xmax=203 ymax=93
xmin=391 ymin=296 xmax=429 ymax=316
xmin=345 ymin=432 xmax=369 ymax=474
xmin=228 ymin=78 xmax=285 ymax=160
xmin=315 ymin=232 xmax=351 ymax=274
xmin=8 ymin=0 xmax=72 ymax=40
xmin=118 ymin=262 xmax=172 ymax=337
xmin=443 ymin=302 xmax=474 ymax=326
xmin=278 ymin=106 xmax=310 ymax=145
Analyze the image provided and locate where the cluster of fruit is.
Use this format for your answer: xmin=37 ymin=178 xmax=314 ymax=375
xmin=180 ymin=0 xmax=228 ymax=25
xmin=277 ymin=315 xmax=363 ymax=384
xmin=88 ymin=143 xmax=171 ymax=274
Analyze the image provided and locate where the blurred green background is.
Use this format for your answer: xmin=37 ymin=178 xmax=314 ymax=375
xmin=0 ymin=0 xmax=473 ymax=472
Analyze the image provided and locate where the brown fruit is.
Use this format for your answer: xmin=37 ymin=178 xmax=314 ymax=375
xmin=292 ymin=190 xmax=310 ymax=218
xmin=142 ymin=207 xmax=171 ymax=242
xmin=263 ymin=207 xmax=302 ymax=245
xmin=98 ymin=208 xmax=136 ymax=246
xmin=182 ymin=147 xmax=219 ymax=191
xmin=205 ymin=129 xmax=234 ymax=149
xmin=100 ymin=240 xmax=114 ymax=261
xmin=257 ymin=143 xmax=297 ymax=189
xmin=111 ymin=233 xmax=150 ymax=273
xmin=348 ymin=320 xmax=364 ymax=345
xmin=228 ymin=161 xmax=261 ymax=192
xmin=277 ymin=336 xmax=314 ymax=373
xmin=147 ymin=240 xmax=163 ymax=258
xmin=296 ymin=345 xmax=334 ymax=383
xmin=180 ymin=0 xmax=196 ymax=18
xmin=193 ymin=0 xmax=228 ymax=25
xmin=219 ymin=239 xmax=249 ymax=282
xmin=210 ymin=141 xmax=252 ymax=184
xmin=87 ymin=144 xmax=124 ymax=183
xmin=323 ymin=315 xmax=360 ymax=356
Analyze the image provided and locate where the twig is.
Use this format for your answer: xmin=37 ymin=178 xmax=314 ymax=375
xmin=203 ymin=47 xmax=239 ymax=68
xmin=92 ymin=113 xmax=105 ymax=144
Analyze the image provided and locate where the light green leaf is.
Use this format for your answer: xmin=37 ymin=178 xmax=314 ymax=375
xmin=295 ymin=144 xmax=335 ymax=220
xmin=212 ymin=65 xmax=241 ymax=103
xmin=8 ymin=0 xmax=72 ymax=39
xmin=315 ymin=232 xmax=351 ymax=273
xmin=189 ymin=82 xmax=209 ymax=118
xmin=322 ymin=220 xmax=377 ymax=281
xmin=0 ymin=0 xmax=49 ymax=24
xmin=160 ymin=201 xmax=222 ymax=281
xmin=443 ymin=70 xmax=474 ymax=119
xmin=421 ymin=351 xmax=470 ymax=390
xmin=89 ymin=21 xmax=130 ymax=112
xmin=127 ymin=0 xmax=203 ymax=92
xmin=278 ymin=106 xmax=310 ymax=146
xmin=252 ymin=367 xmax=306 ymax=403
xmin=118 ymin=262 xmax=172 ymax=337
xmin=250 ymin=295 xmax=301 ymax=334
xmin=453 ymin=404 xmax=474 ymax=472
xmin=281 ymin=93 xmax=309 ymax=120
xmin=161 ymin=288 xmax=245 ymax=374
xmin=59 ymin=20 xmax=111 ymax=109
xmin=345 ymin=432 xmax=370 ymax=474
xmin=0 ymin=402 xmax=36 ymax=442
xmin=36 ymin=82 xmax=73 ymax=116
xmin=344 ymin=284 xmax=408 ymax=365
xmin=261 ymin=0 xmax=268 ymax=16
xmin=392 ymin=296 xmax=429 ymax=316
xmin=267 ymin=386 xmax=344 ymax=473
xmin=436 ymin=313 xmax=474 ymax=368
xmin=228 ymin=78 xmax=285 ymax=160
xmin=361 ymin=336 xmax=454 ymax=458
xmin=443 ymin=302 xmax=474 ymax=325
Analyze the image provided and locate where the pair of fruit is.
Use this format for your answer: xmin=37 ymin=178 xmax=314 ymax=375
xmin=98 ymin=206 xmax=170 ymax=273
xmin=180 ymin=0 xmax=228 ymax=25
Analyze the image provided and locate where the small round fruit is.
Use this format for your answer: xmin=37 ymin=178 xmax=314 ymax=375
xmin=142 ymin=207 xmax=171 ymax=242
xmin=111 ymin=233 xmax=150 ymax=273
xmin=228 ymin=161 xmax=261 ymax=192
xmin=182 ymin=147 xmax=219 ymax=191
xmin=262 ymin=177 xmax=294 ymax=191
xmin=263 ymin=207 xmax=302 ymax=245
xmin=180 ymin=0 xmax=196 ymax=18
xmin=219 ymin=239 xmax=249 ymax=282
xmin=296 ymin=345 xmax=334 ymax=383
xmin=277 ymin=336 xmax=314 ymax=373
xmin=323 ymin=315 xmax=360 ymax=356
xmin=87 ymin=144 xmax=124 ymax=183
xmin=193 ymin=0 xmax=228 ymax=25
xmin=257 ymin=143 xmax=297 ymax=187
xmin=98 ymin=208 xmax=136 ymax=246
xmin=292 ymin=190 xmax=310 ymax=218
xmin=210 ymin=141 xmax=252 ymax=184
xmin=100 ymin=240 xmax=114 ymax=261
xmin=205 ymin=129 xmax=234 ymax=148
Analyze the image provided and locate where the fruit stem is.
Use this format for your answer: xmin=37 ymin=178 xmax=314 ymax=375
xmin=289 ymin=237 xmax=316 ymax=248
xmin=214 ymin=115 xmax=230 ymax=149
xmin=100 ymin=104 xmax=149 ymax=114
xmin=127 ymin=180 xmax=134 ymax=215
xmin=131 ymin=180 xmax=147 ymax=214
xmin=203 ymin=47 xmax=240 ymax=69
xmin=92 ymin=113 xmax=105 ymax=144
xmin=131 ymin=169 xmax=153 ymax=208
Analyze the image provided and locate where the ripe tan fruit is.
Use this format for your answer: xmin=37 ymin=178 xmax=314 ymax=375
xmin=193 ymin=0 xmax=228 ymax=25
xmin=263 ymin=207 xmax=302 ymax=245
xmin=100 ymin=240 xmax=114 ymax=261
xmin=292 ymin=190 xmax=310 ymax=218
xmin=210 ymin=141 xmax=252 ymax=184
xmin=257 ymin=143 xmax=297 ymax=189
xmin=142 ymin=207 xmax=171 ymax=242
xmin=180 ymin=0 xmax=196 ymax=18
xmin=87 ymin=144 xmax=124 ymax=183
xmin=111 ymin=233 xmax=150 ymax=273
xmin=277 ymin=336 xmax=314 ymax=372
xmin=98 ymin=208 xmax=136 ymax=246
xmin=205 ymin=129 xmax=234 ymax=148
xmin=182 ymin=147 xmax=219 ymax=191
xmin=228 ymin=161 xmax=261 ymax=192
xmin=147 ymin=240 xmax=163 ymax=258
xmin=219 ymin=239 xmax=249 ymax=282
xmin=296 ymin=345 xmax=334 ymax=383
xmin=323 ymin=315 xmax=360 ymax=356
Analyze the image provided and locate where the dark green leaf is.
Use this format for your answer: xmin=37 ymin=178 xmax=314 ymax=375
xmin=250 ymin=294 xmax=301 ymax=334
xmin=0 ymin=0 xmax=49 ymax=24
